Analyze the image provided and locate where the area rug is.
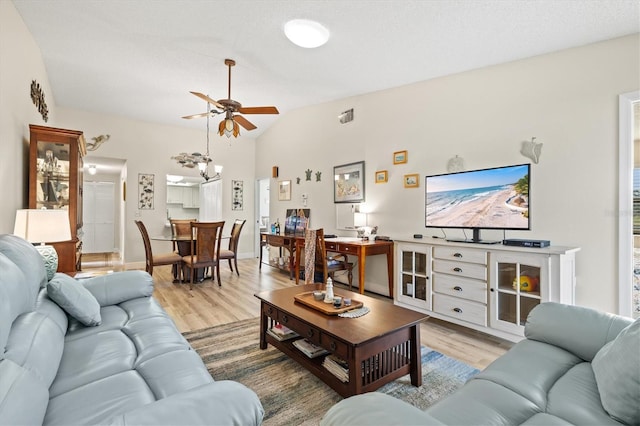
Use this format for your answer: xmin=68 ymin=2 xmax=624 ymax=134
xmin=183 ymin=318 xmax=479 ymax=426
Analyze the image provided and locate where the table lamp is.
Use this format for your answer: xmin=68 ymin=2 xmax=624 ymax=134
xmin=13 ymin=209 xmax=71 ymax=280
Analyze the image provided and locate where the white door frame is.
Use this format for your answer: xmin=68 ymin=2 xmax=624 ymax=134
xmin=618 ymin=90 xmax=639 ymax=317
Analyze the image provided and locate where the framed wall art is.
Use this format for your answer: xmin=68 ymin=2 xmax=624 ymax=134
xmin=334 ymin=161 xmax=365 ymax=203
xmin=278 ymin=180 xmax=291 ymax=201
xmin=375 ymin=170 xmax=388 ymax=183
xmin=393 ymin=150 xmax=408 ymax=164
xmin=404 ymin=173 xmax=419 ymax=188
xmin=138 ymin=173 xmax=154 ymax=209
xmin=232 ymin=180 xmax=243 ymax=210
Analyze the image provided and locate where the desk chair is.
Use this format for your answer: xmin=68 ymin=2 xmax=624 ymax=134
xmin=219 ymin=219 xmax=246 ymax=276
xmin=296 ymin=229 xmax=354 ymax=286
xmin=135 ymin=220 xmax=183 ymax=279
xmin=182 ymin=221 xmax=225 ymax=290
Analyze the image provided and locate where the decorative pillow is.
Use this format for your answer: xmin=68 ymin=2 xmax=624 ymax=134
xmin=591 ymin=318 xmax=640 ymax=425
xmin=46 ymin=273 xmax=102 ymax=326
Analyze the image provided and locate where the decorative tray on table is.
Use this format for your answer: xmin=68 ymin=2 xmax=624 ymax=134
xmin=294 ymin=291 xmax=363 ymax=315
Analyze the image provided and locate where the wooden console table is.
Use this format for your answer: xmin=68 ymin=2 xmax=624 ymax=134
xmin=260 ymin=233 xmax=394 ymax=296
xmin=255 ymin=285 xmax=427 ymax=397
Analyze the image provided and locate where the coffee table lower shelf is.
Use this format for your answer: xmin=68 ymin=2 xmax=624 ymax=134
xmin=262 ymin=320 xmax=418 ymax=398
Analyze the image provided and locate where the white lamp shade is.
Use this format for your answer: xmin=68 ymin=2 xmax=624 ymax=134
xmin=14 ymin=209 xmax=71 ymax=243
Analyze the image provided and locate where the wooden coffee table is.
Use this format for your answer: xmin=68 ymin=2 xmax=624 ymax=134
xmin=255 ymin=284 xmax=428 ymax=397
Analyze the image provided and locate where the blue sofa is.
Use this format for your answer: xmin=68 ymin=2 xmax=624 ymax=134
xmin=0 ymin=234 xmax=264 ymax=425
xmin=322 ymin=302 xmax=638 ymax=425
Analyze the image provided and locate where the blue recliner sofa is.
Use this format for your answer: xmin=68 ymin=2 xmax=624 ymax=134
xmin=0 ymin=234 xmax=264 ymax=425
xmin=322 ymin=302 xmax=638 ymax=425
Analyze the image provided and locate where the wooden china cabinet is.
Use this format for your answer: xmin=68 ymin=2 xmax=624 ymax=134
xmin=28 ymin=124 xmax=86 ymax=272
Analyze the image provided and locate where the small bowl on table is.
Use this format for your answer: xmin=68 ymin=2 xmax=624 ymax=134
xmin=313 ymin=291 xmax=325 ymax=301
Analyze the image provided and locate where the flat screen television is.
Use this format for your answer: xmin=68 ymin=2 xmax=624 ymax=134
xmin=425 ymin=163 xmax=530 ymax=244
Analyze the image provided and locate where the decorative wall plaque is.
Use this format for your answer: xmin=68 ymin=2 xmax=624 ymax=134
xmin=30 ymin=80 xmax=49 ymax=122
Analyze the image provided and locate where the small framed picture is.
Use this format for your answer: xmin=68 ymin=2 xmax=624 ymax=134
xmin=278 ymin=180 xmax=291 ymax=201
xmin=393 ymin=150 xmax=408 ymax=164
xmin=375 ymin=170 xmax=388 ymax=183
xmin=404 ymin=173 xmax=419 ymax=188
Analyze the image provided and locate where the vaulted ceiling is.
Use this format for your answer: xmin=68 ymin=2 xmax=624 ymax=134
xmin=13 ymin=0 xmax=640 ymax=137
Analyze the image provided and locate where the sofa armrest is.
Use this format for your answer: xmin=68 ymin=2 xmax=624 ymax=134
xmin=320 ymin=393 xmax=444 ymax=426
xmin=104 ymin=381 xmax=264 ymax=426
xmin=524 ymin=302 xmax=633 ymax=362
xmin=82 ymin=271 xmax=154 ymax=306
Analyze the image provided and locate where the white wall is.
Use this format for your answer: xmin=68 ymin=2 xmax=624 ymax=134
xmin=0 ymin=0 xmax=56 ymax=232
xmin=54 ymin=107 xmax=256 ymax=264
xmin=257 ymin=35 xmax=640 ymax=313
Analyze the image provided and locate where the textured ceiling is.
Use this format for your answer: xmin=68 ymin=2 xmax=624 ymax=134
xmin=13 ymin=0 xmax=640 ymax=137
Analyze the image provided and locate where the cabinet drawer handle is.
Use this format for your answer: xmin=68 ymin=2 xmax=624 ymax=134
xmin=330 ymin=341 xmax=337 ymax=351
xmin=453 ymin=267 xmax=463 ymax=273
xmin=453 ymin=307 xmax=463 ymax=313
xmin=453 ymin=286 xmax=463 ymax=291
xmin=307 ymin=329 xmax=314 ymax=338
xmin=282 ymin=314 xmax=288 ymax=324
xmin=453 ymin=253 xmax=463 ymax=258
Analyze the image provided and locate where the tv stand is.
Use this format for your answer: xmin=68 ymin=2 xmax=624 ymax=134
xmin=445 ymin=229 xmax=500 ymax=245
xmin=445 ymin=238 xmax=501 ymax=245
xmin=394 ymin=238 xmax=580 ymax=341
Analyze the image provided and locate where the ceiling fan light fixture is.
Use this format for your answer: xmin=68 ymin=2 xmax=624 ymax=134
xmin=284 ymin=19 xmax=329 ymax=48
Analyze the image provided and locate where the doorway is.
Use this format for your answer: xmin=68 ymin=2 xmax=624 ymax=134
xmin=81 ymin=157 xmax=126 ymax=269
xmin=255 ymin=178 xmax=270 ymax=257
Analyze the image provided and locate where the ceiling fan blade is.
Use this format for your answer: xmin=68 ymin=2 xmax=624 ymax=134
xmin=234 ymin=114 xmax=257 ymax=131
xmin=237 ymin=106 xmax=279 ymax=115
xmin=182 ymin=112 xmax=213 ymax=119
xmin=190 ymin=91 xmax=224 ymax=109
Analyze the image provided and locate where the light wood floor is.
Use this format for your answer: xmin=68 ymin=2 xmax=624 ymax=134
xmin=82 ymin=255 xmax=512 ymax=370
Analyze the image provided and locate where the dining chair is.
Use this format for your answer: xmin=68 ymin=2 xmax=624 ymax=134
xmin=296 ymin=228 xmax=354 ymax=286
xmin=135 ymin=220 xmax=183 ymax=279
xmin=218 ymin=219 xmax=246 ymax=276
xmin=170 ymin=218 xmax=196 ymax=250
xmin=182 ymin=221 xmax=225 ymax=290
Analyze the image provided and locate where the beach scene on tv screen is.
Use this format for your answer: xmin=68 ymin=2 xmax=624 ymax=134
xmin=426 ymin=165 xmax=529 ymax=229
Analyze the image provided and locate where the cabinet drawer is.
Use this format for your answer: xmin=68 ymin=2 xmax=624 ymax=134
xmin=433 ymin=247 xmax=487 ymax=265
xmin=433 ymin=293 xmax=487 ymax=326
xmin=433 ymin=259 xmax=487 ymax=281
xmin=433 ymin=273 xmax=487 ymax=304
xmin=325 ymin=241 xmax=337 ymax=251
xmin=320 ymin=333 xmax=349 ymax=359
xmin=336 ymin=244 xmax=360 ymax=255
xmin=278 ymin=314 xmax=321 ymax=346
xmin=267 ymin=235 xmax=285 ymax=246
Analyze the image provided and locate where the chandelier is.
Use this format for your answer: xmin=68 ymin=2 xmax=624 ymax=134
xmin=171 ymin=102 xmax=222 ymax=181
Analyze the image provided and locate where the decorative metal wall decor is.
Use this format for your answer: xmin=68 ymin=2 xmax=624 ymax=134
xmin=30 ymin=80 xmax=49 ymax=122
xmin=305 ymin=169 xmax=312 ymax=181
xmin=232 ymin=180 xmax=243 ymax=210
xmin=138 ymin=173 xmax=154 ymax=209
xmin=86 ymin=134 xmax=110 ymax=151
xmin=315 ymin=171 xmax=322 ymax=182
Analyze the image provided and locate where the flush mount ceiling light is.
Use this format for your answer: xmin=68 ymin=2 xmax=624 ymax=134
xmin=284 ymin=19 xmax=330 ymax=48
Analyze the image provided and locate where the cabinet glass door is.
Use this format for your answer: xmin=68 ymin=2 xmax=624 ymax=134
xmin=35 ymin=141 xmax=71 ymax=210
xmin=492 ymin=253 xmax=545 ymax=334
xmin=399 ymin=245 xmax=431 ymax=309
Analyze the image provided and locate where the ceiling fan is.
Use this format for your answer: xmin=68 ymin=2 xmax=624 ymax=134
xmin=182 ymin=59 xmax=279 ymax=137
